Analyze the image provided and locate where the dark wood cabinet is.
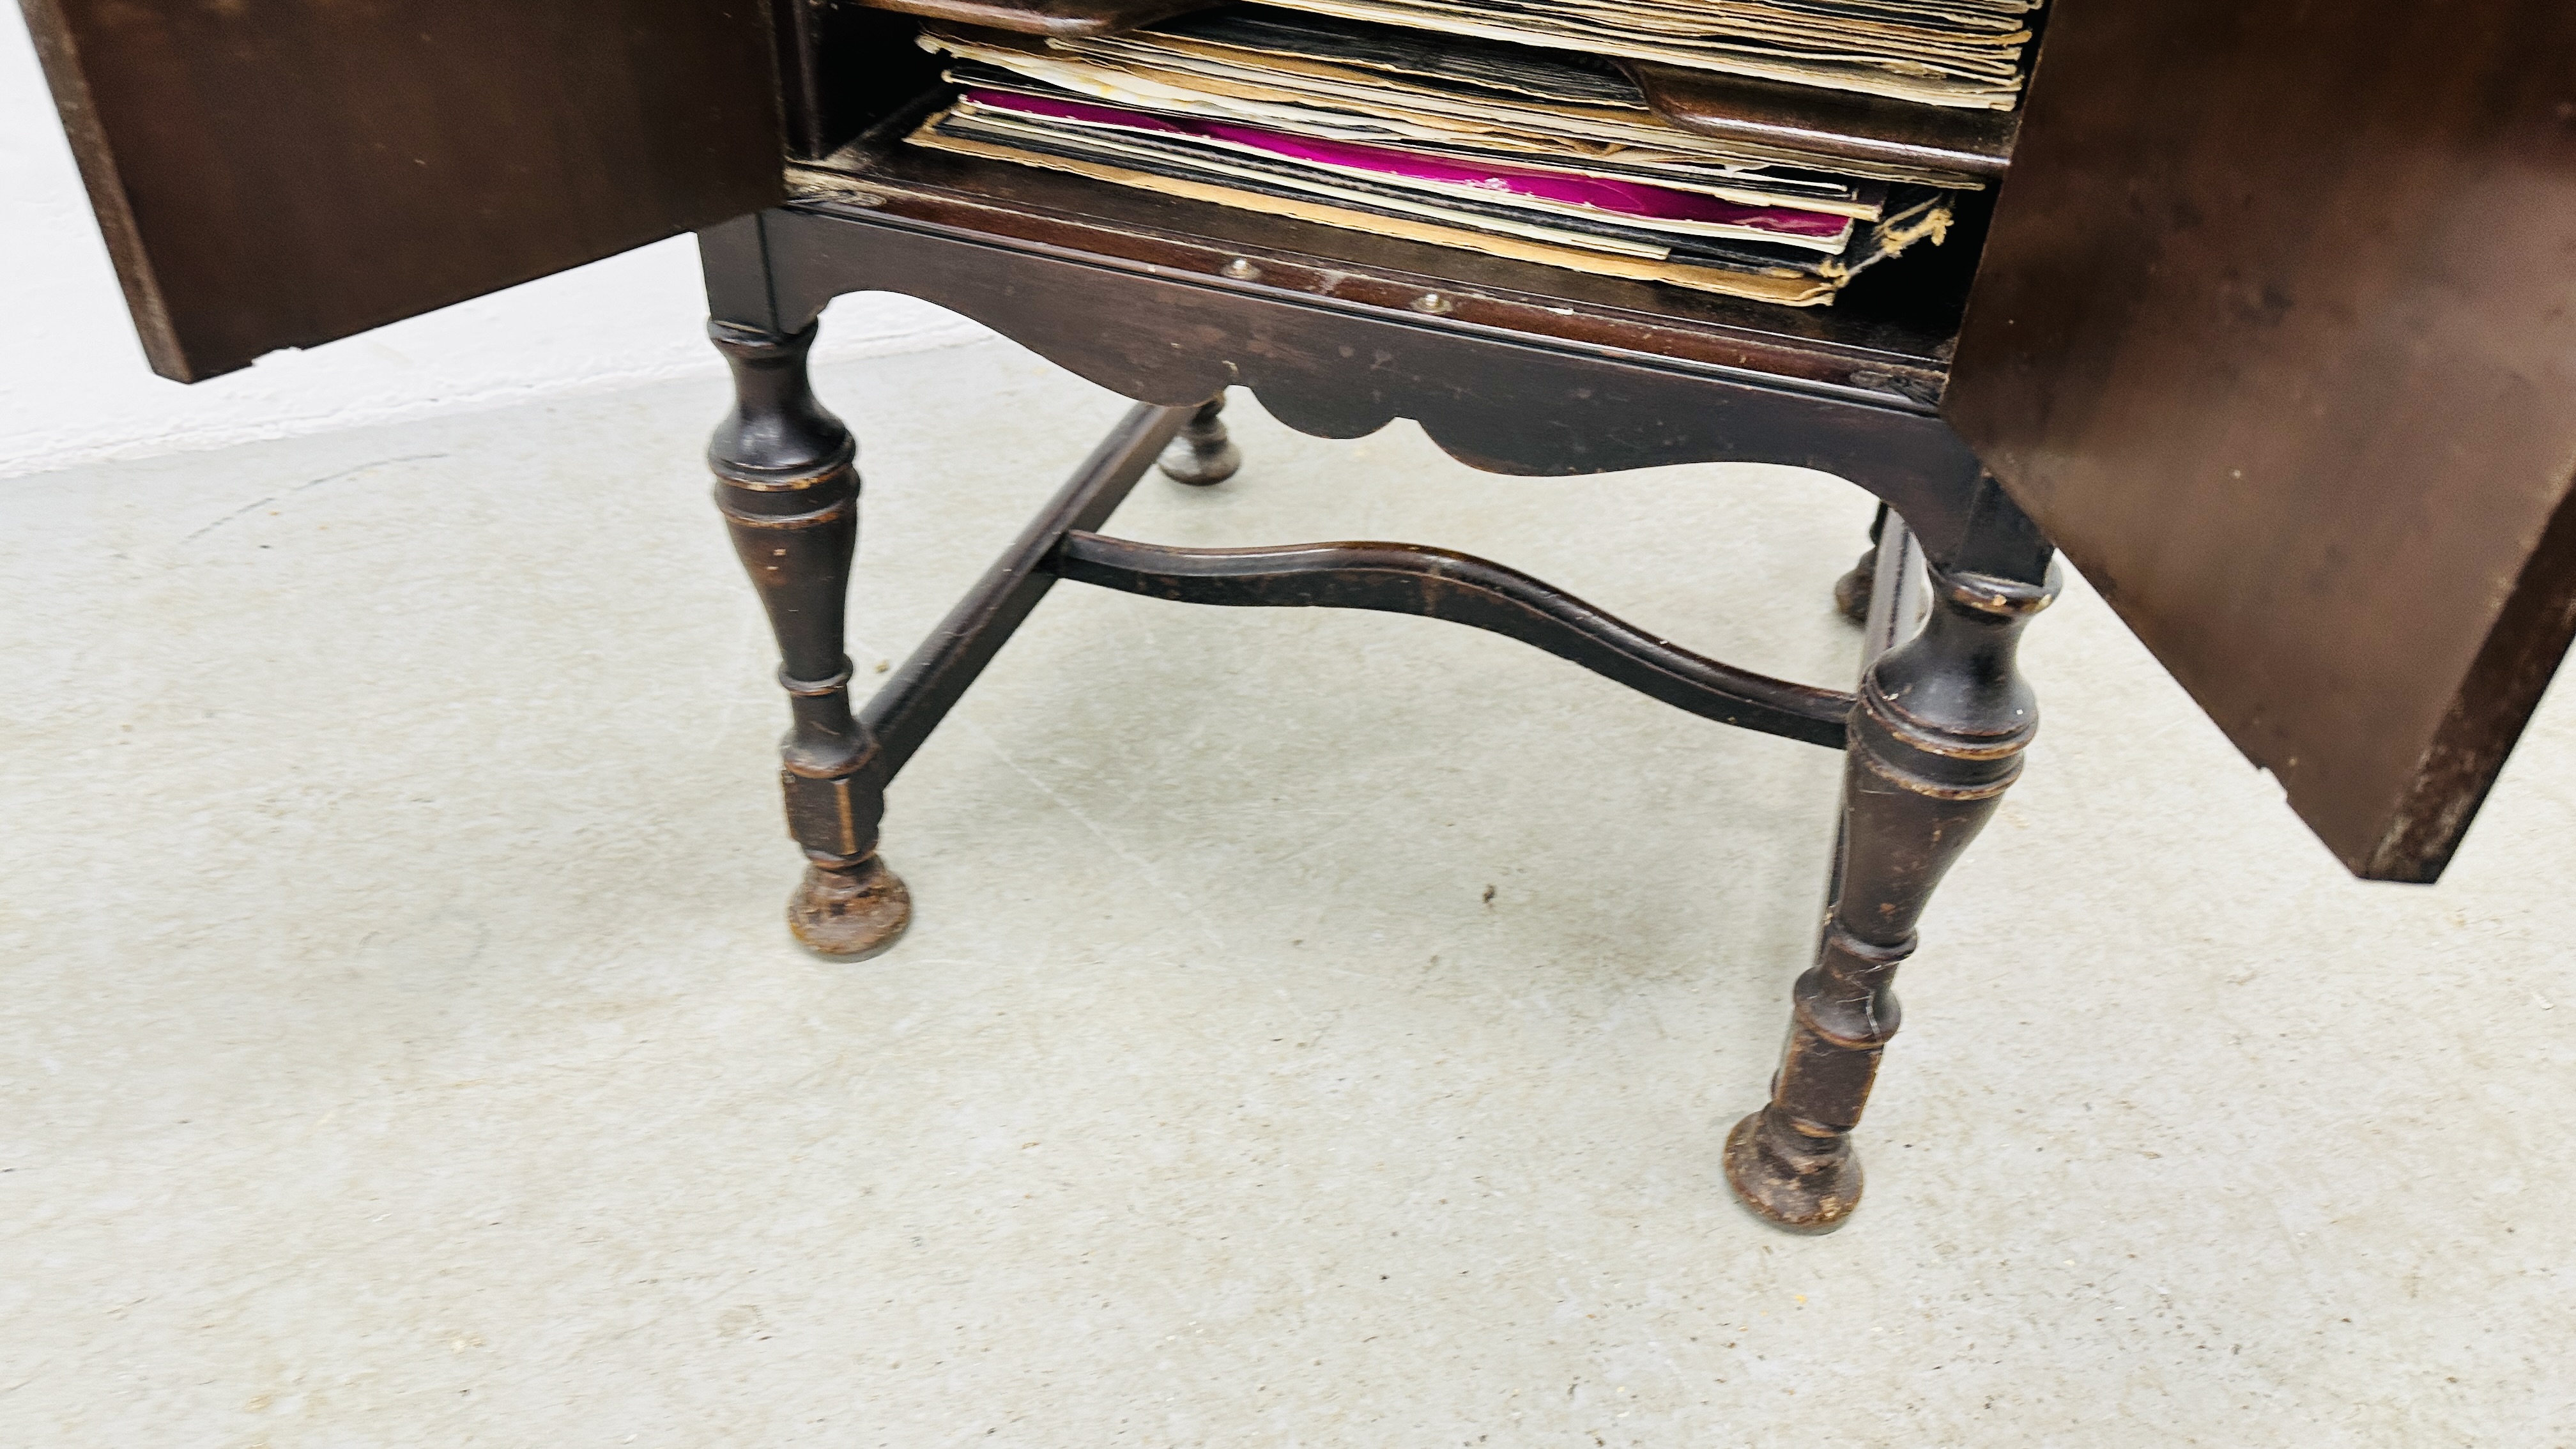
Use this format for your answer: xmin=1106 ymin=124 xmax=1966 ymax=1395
xmin=25 ymin=0 xmax=2576 ymax=1228
xmin=20 ymin=0 xmax=787 ymax=383
xmin=1947 ymin=0 xmax=2576 ymax=883
xmin=33 ymin=0 xmax=2573 ymax=883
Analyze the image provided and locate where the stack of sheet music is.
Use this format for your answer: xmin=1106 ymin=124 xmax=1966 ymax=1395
xmin=905 ymin=4 xmax=2035 ymax=305
xmin=1252 ymin=0 xmax=2041 ymax=109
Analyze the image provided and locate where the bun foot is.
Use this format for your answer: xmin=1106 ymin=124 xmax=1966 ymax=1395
xmin=787 ymin=854 xmax=912 ymax=960
xmin=1833 ymin=547 xmax=1877 ymax=624
xmin=1724 ymin=1107 xmax=1863 ymax=1234
xmin=1156 ymin=395 xmax=1241 ymax=486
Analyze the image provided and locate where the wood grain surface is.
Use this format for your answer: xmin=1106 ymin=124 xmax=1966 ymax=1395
xmin=1947 ymin=0 xmax=2576 ymax=880
xmin=22 ymin=0 xmax=786 ymax=380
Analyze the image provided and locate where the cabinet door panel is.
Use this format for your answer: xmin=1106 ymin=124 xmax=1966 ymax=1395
xmin=1947 ymin=0 xmax=2576 ymax=881
xmin=22 ymin=0 xmax=785 ymax=381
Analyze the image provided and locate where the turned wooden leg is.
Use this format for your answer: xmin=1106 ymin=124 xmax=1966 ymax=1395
xmin=1727 ymin=549 xmax=2059 ymax=1231
xmin=1833 ymin=502 xmax=1889 ymax=624
xmin=708 ymin=319 xmax=911 ymax=959
xmin=1156 ymin=392 xmax=1241 ymax=486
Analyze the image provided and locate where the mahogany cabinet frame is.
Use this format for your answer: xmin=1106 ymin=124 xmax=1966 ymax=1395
xmin=23 ymin=0 xmax=2576 ymax=1229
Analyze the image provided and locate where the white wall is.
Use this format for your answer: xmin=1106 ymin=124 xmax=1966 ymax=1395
xmin=0 ymin=19 xmax=990 ymax=480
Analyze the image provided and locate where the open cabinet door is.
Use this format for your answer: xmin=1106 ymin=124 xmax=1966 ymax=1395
xmin=1945 ymin=0 xmax=2576 ymax=882
xmin=21 ymin=0 xmax=785 ymax=382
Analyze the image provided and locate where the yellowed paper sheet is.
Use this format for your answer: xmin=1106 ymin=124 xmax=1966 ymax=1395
xmin=1248 ymin=0 xmax=2028 ymax=108
xmin=933 ymin=29 xmax=1970 ymax=191
xmin=907 ymin=121 xmax=1840 ymax=304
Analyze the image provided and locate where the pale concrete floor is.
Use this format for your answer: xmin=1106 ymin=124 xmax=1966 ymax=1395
xmin=3 ymin=335 xmax=2572 ymax=1448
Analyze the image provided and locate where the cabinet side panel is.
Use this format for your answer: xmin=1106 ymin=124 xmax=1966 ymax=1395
xmin=1947 ymin=0 xmax=2576 ymax=879
xmin=22 ymin=0 xmax=786 ymax=381
xmin=20 ymin=0 xmax=180 ymax=371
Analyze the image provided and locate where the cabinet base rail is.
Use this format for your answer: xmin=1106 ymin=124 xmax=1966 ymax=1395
xmin=713 ymin=360 xmax=2051 ymax=1239
xmin=861 ymin=400 xmax=1854 ymax=786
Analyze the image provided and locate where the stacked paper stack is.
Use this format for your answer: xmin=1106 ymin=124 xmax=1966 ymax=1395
xmin=1252 ymin=0 xmax=2041 ymax=109
xmin=905 ymin=4 xmax=2037 ymax=305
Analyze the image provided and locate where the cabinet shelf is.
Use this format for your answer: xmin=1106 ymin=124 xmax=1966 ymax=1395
xmin=799 ymin=95 xmax=1984 ymax=408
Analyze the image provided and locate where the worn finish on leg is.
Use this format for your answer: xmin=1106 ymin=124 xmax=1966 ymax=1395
xmin=1156 ymin=392 xmax=1241 ymax=486
xmin=708 ymin=318 xmax=910 ymax=959
xmin=785 ymin=852 xmax=910 ymax=960
xmin=1729 ymin=539 xmax=2059 ymax=1231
